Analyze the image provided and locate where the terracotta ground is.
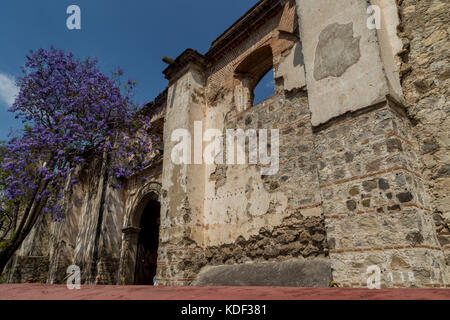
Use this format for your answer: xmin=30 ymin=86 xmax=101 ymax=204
xmin=0 ymin=284 xmax=449 ymax=300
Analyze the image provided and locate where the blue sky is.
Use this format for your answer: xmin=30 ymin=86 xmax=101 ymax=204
xmin=0 ymin=0 xmax=262 ymax=141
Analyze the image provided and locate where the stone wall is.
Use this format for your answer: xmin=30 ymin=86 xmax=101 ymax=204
xmin=396 ymin=0 xmax=450 ymax=271
xmin=6 ymin=0 xmax=449 ymax=288
xmin=157 ymin=0 xmax=333 ymax=287
xmin=7 ymin=143 xmax=164 ymax=285
xmin=204 ymin=90 xmax=325 ymax=250
xmin=156 ymin=0 xmax=449 ymax=288
xmin=316 ymin=102 xmax=447 ymax=287
xmin=7 ymin=256 xmax=49 ymax=283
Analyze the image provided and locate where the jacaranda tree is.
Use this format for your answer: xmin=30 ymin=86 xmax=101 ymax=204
xmin=0 ymin=47 xmax=156 ymax=275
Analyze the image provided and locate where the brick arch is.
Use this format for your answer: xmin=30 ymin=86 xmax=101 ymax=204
xmin=234 ymin=44 xmax=274 ymax=91
xmin=233 ymin=44 xmax=274 ymax=110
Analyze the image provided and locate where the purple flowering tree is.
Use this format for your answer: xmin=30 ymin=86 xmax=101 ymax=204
xmin=0 ymin=47 xmax=156 ymax=275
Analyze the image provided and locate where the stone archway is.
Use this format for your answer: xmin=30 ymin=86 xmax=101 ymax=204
xmin=134 ymin=198 xmax=160 ymax=285
xmin=118 ymin=182 xmax=161 ymax=285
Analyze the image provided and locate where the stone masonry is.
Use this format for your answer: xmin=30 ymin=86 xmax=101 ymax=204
xmin=5 ymin=0 xmax=449 ymax=288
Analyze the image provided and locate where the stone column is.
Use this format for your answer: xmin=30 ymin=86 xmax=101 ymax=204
xmin=158 ymin=50 xmax=208 ymax=285
xmin=117 ymin=227 xmax=140 ymax=285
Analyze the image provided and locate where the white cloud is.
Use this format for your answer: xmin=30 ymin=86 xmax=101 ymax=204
xmin=0 ymin=73 xmax=19 ymax=107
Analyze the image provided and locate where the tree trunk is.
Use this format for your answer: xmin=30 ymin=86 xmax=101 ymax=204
xmin=88 ymin=150 xmax=110 ymax=283
xmin=0 ymin=179 xmax=50 ymax=277
xmin=0 ymin=238 xmax=21 ymax=277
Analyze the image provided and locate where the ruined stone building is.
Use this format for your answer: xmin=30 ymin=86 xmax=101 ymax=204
xmin=5 ymin=0 xmax=450 ymax=288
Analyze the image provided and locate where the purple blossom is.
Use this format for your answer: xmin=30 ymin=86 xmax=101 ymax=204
xmin=1 ymin=47 xmax=157 ymax=219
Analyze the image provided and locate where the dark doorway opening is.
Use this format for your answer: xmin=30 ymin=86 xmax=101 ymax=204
xmin=134 ymin=199 xmax=161 ymax=285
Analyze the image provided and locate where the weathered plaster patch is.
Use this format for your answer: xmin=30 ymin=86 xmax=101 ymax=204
xmin=209 ymin=165 xmax=228 ymax=194
xmin=274 ymin=42 xmax=306 ymax=91
xmin=313 ymin=22 xmax=361 ymax=81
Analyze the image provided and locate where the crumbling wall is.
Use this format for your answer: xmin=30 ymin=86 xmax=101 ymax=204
xmin=190 ymin=1 xmax=331 ymax=286
xmin=46 ymin=168 xmax=89 ymax=284
xmin=293 ymin=0 xmax=449 ymax=288
xmin=8 ymin=0 xmax=449 ymax=288
xmin=203 ymin=91 xmax=327 ymax=257
xmin=11 ymin=153 xmax=163 ymax=285
xmin=6 ymin=212 xmax=52 ymax=283
xmin=47 ymin=158 xmax=113 ymax=284
xmin=396 ymin=0 xmax=450 ymax=273
xmin=158 ymin=67 xmax=207 ymax=285
xmin=6 ymin=158 xmax=104 ymax=284
xmin=7 ymin=256 xmax=49 ymax=283
xmin=315 ymin=103 xmax=447 ymax=287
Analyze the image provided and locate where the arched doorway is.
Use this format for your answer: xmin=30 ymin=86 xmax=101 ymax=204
xmin=134 ymin=198 xmax=161 ymax=285
xmin=118 ymin=182 xmax=162 ymax=286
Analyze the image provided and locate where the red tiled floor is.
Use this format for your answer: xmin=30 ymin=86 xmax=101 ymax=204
xmin=0 ymin=284 xmax=449 ymax=300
